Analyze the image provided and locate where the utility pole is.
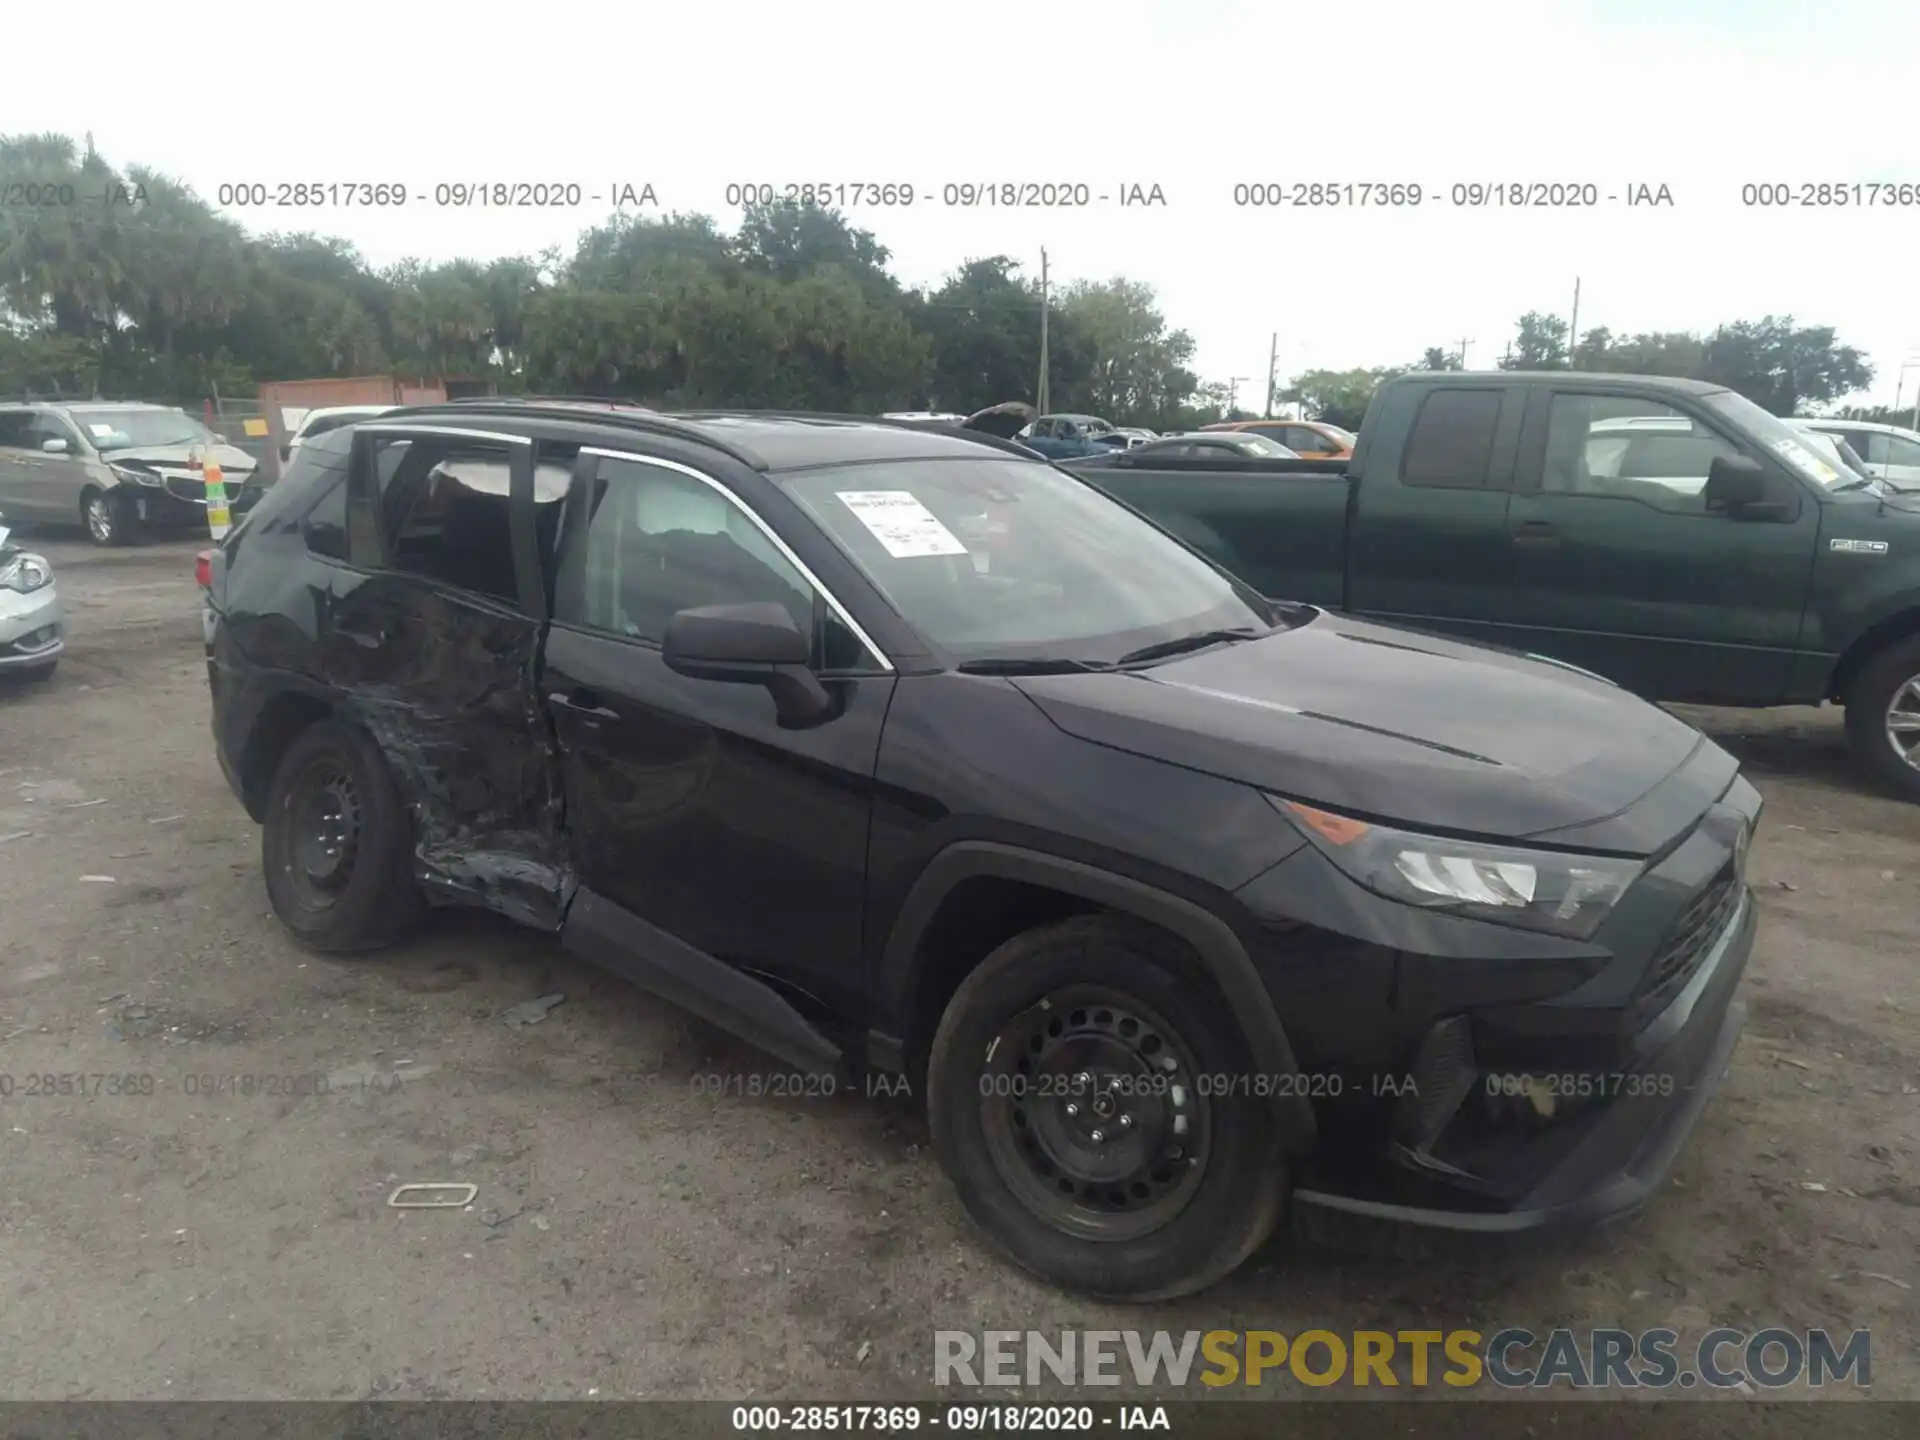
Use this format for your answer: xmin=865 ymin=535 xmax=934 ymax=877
xmin=1568 ymin=277 xmax=1581 ymax=369
xmin=1265 ymin=332 xmax=1278 ymax=417
xmin=1455 ymin=337 xmax=1474 ymax=369
xmin=1036 ymin=248 xmax=1050 ymax=415
xmin=1894 ymin=355 xmax=1920 ymax=432
xmin=1227 ymin=376 xmax=1250 ymax=417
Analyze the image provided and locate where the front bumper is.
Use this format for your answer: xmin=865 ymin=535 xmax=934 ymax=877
xmin=0 ymin=580 xmax=63 ymax=667
xmin=1236 ymin=765 xmax=1762 ymax=1233
xmin=1290 ymin=889 xmax=1752 ymax=1232
xmin=115 ymin=475 xmax=261 ymax=528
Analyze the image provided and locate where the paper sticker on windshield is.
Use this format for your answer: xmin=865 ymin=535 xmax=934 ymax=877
xmin=88 ymin=423 xmax=116 ymax=438
xmin=835 ymin=490 xmax=969 ymax=558
xmin=1769 ymin=436 xmax=1837 ymax=485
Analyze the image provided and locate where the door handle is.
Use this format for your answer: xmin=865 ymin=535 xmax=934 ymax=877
xmin=548 ymin=688 xmax=618 ymax=721
xmin=1510 ymin=520 xmax=1560 ymax=548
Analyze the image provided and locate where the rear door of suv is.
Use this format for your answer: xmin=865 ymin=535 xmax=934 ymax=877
xmin=317 ymin=419 xmax=573 ymax=927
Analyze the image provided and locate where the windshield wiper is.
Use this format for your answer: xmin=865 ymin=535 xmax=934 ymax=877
xmin=955 ymin=657 xmax=1118 ymax=675
xmin=1115 ymin=628 xmax=1267 ymax=667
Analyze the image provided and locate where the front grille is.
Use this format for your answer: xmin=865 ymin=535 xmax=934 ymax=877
xmin=1629 ymin=865 xmax=1740 ymax=1024
xmin=165 ymin=476 xmax=209 ymax=503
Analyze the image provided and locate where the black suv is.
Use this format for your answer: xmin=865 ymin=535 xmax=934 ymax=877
xmin=202 ymin=400 xmax=1760 ymax=1300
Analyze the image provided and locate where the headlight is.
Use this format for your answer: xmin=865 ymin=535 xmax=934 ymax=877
xmin=0 ymin=552 xmax=52 ymax=594
xmin=109 ymin=463 xmax=164 ymax=487
xmin=1271 ymin=797 xmax=1642 ymax=940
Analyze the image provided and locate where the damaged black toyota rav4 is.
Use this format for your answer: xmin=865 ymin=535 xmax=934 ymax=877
xmin=203 ymin=401 xmax=1759 ymax=1300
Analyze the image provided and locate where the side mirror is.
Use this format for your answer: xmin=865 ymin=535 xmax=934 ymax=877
xmin=41 ymin=437 xmax=68 ymax=455
xmin=1705 ymin=454 xmax=1793 ymax=519
xmin=662 ymin=601 xmax=834 ymax=727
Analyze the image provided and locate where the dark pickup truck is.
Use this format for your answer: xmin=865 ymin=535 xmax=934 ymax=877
xmin=1064 ymin=371 xmax=1920 ymax=801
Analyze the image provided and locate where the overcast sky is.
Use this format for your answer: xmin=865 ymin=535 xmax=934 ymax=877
xmin=14 ymin=0 xmax=1919 ymax=407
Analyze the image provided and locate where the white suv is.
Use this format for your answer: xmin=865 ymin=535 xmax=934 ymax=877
xmin=1796 ymin=418 xmax=1920 ymax=489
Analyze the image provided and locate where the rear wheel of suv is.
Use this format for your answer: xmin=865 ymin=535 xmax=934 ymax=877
xmin=927 ymin=915 xmax=1287 ymax=1300
xmin=262 ymin=719 xmax=425 ymax=952
xmin=81 ymin=488 xmax=138 ymax=547
xmin=1844 ymin=633 xmax=1920 ymax=803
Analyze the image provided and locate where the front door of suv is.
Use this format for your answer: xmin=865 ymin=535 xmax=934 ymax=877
xmin=541 ymin=446 xmax=896 ymax=1023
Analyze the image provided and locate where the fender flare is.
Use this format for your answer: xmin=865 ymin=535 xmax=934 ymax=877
xmin=877 ymin=840 xmax=1318 ymax=1154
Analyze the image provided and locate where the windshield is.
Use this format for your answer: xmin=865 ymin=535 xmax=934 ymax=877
xmin=1702 ymin=390 xmax=1850 ymax=489
xmin=781 ymin=457 xmax=1273 ymax=662
xmin=1794 ymin=427 xmax=1870 ymax=480
xmin=79 ymin=409 xmax=217 ymax=453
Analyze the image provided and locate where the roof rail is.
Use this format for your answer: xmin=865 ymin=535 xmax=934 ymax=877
xmin=387 ymin=398 xmax=771 ymax=470
xmin=670 ymin=409 xmax=1045 ymax=462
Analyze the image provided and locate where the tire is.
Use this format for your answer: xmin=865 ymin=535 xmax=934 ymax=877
xmin=81 ymin=487 xmax=139 ymax=547
xmin=1844 ymin=633 xmax=1920 ymax=803
xmin=926 ymin=914 xmax=1288 ymax=1301
xmin=261 ymin=718 xmax=425 ymax=952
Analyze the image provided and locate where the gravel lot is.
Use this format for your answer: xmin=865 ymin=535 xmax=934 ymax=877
xmin=0 ymin=534 xmax=1914 ymax=1412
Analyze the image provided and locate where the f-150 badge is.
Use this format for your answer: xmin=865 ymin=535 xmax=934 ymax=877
xmin=1830 ymin=538 xmax=1889 ymax=554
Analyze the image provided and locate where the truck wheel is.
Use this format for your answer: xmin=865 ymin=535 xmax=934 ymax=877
xmin=926 ymin=914 xmax=1287 ymax=1301
xmin=261 ymin=719 xmax=425 ymax=952
xmin=81 ymin=488 xmax=139 ymax=547
xmin=1844 ymin=633 xmax=1920 ymax=803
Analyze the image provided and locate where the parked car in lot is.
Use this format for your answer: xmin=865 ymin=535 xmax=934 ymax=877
xmin=1795 ymin=417 xmax=1920 ymax=490
xmin=0 ymin=511 xmax=61 ymax=680
xmin=1203 ymin=418 xmax=1356 ymax=458
xmin=1121 ymin=433 xmax=1300 ymax=461
xmin=203 ymin=399 xmax=1759 ymax=1299
xmin=1065 ymin=370 xmax=1920 ymax=801
xmin=281 ymin=404 xmax=395 ymax=465
xmin=0 ymin=401 xmax=259 ymax=545
xmin=1018 ymin=413 xmax=1121 ymax=460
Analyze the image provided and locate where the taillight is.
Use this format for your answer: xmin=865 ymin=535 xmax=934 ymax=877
xmin=195 ymin=550 xmax=212 ymax=590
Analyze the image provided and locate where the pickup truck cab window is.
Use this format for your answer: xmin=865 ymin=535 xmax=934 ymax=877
xmin=1399 ymin=389 xmax=1505 ymax=488
xmin=1541 ymin=396 xmax=1740 ymax=512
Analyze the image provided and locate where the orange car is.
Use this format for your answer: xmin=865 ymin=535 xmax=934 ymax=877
xmin=1202 ymin=418 xmax=1355 ymax=458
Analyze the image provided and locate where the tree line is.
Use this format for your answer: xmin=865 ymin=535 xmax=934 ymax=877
xmin=1294 ymin=311 xmax=1880 ymax=431
xmin=0 ymin=133 xmax=1216 ymax=429
xmin=0 ymin=132 xmax=1889 ymax=432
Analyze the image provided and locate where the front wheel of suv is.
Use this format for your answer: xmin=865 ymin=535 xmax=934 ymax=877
xmin=927 ymin=915 xmax=1288 ymax=1301
xmin=262 ymin=718 xmax=425 ymax=952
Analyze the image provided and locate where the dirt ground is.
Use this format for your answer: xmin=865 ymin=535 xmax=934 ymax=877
xmin=0 ymin=533 xmax=1913 ymax=1411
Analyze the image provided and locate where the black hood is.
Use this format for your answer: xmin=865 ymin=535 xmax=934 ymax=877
xmin=961 ymin=401 xmax=1036 ymax=439
xmin=1011 ymin=612 xmax=1718 ymax=849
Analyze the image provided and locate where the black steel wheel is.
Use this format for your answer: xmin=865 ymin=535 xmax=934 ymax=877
xmin=282 ymin=755 xmax=364 ymax=907
xmin=928 ymin=915 xmax=1288 ymax=1301
xmin=262 ymin=718 xmax=424 ymax=952
xmin=979 ymin=985 xmax=1210 ymax=1243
